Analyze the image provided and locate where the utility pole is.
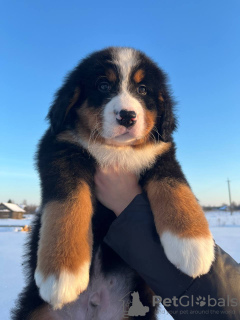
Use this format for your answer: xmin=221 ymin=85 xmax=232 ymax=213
xmin=227 ymin=179 xmax=233 ymax=215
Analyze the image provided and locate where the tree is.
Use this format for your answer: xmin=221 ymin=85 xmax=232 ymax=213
xmin=24 ymin=205 xmax=38 ymax=214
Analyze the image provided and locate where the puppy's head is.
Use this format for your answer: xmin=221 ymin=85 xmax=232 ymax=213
xmin=48 ymin=47 xmax=176 ymax=146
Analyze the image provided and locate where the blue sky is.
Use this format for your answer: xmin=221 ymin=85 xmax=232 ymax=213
xmin=0 ymin=0 xmax=239 ymax=206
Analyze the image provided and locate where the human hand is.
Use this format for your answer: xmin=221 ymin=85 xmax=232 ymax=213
xmin=94 ymin=167 xmax=142 ymax=216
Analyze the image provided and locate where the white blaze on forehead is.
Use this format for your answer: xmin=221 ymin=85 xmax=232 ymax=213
xmin=113 ymin=47 xmax=139 ymax=91
xmin=101 ymin=48 xmax=145 ymax=141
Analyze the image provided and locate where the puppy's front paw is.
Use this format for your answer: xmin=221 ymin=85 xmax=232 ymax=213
xmin=34 ymin=261 xmax=90 ymax=309
xmin=161 ymin=231 xmax=215 ymax=278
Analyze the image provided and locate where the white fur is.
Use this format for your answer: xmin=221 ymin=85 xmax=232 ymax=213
xmin=102 ymin=92 xmax=145 ymax=142
xmin=113 ymin=47 xmax=138 ymax=91
xmin=100 ymin=48 xmax=146 ymax=144
xmin=80 ymin=140 xmax=170 ymax=175
xmin=58 ymin=131 xmax=170 ymax=174
xmin=34 ymin=261 xmax=90 ymax=309
xmin=160 ymin=231 xmax=215 ymax=278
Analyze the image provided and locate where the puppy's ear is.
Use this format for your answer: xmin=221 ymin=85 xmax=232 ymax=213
xmin=47 ymin=86 xmax=81 ymax=134
xmin=157 ymin=91 xmax=177 ymax=142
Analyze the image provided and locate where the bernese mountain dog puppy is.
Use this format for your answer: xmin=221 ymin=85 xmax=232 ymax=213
xmin=12 ymin=47 xmax=215 ymax=320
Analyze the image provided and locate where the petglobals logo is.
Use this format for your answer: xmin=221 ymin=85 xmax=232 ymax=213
xmin=121 ymin=291 xmax=150 ymax=318
xmin=195 ymin=296 xmax=206 ymax=307
xmin=152 ymin=295 xmax=238 ymax=308
xmin=121 ymin=292 xmax=238 ymax=317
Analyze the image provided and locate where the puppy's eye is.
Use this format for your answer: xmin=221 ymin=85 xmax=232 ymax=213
xmin=98 ymin=81 xmax=111 ymax=93
xmin=137 ymin=85 xmax=147 ymax=95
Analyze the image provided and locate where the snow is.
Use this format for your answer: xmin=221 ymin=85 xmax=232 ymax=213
xmin=206 ymin=210 xmax=240 ymax=228
xmin=0 ymin=215 xmax=32 ymax=232
xmin=0 ymin=212 xmax=239 ymax=320
xmin=0 ymin=233 xmax=26 ymax=320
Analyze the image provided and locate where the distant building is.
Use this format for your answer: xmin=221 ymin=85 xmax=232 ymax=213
xmin=0 ymin=203 xmax=26 ymax=219
xmin=219 ymin=205 xmax=228 ymax=211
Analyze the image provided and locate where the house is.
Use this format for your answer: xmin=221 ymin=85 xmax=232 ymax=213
xmin=0 ymin=203 xmax=26 ymax=219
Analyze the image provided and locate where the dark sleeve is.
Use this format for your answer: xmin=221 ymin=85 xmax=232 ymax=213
xmin=104 ymin=194 xmax=240 ymax=320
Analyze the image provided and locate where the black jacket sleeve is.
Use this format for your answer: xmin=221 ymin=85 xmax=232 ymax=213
xmin=104 ymin=194 xmax=240 ymax=320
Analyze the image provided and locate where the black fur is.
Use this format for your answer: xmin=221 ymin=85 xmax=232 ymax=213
xmin=12 ymin=47 xmax=180 ymax=319
xmin=48 ymin=47 xmax=176 ymax=141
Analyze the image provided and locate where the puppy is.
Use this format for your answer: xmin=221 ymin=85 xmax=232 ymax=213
xmin=12 ymin=47 xmax=214 ymax=320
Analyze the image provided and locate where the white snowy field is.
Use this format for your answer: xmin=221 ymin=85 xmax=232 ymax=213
xmin=0 ymin=212 xmax=239 ymax=320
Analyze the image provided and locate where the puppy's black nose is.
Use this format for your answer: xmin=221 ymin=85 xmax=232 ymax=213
xmin=116 ymin=110 xmax=137 ymax=128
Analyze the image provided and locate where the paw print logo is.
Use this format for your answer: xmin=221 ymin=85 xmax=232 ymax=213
xmin=195 ymin=296 xmax=206 ymax=307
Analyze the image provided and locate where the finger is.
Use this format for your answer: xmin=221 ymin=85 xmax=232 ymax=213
xmin=94 ymin=174 xmax=105 ymax=187
xmin=96 ymin=168 xmax=119 ymax=183
xmin=99 ymin=166 xmax=119 ymax=175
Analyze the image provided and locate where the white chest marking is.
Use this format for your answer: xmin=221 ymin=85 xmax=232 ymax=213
xmin=58 ymin=131 xmax=170 ymax=174
xmin=83 ymin=141 xmax=170 ymax=174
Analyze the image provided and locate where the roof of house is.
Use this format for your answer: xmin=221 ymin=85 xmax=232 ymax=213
xmin=1 ymin=203 xmax=26 ymax=213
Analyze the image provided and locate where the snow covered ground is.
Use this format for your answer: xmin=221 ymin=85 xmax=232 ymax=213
xmin=0 ymin=211 xmax=239 ymax=320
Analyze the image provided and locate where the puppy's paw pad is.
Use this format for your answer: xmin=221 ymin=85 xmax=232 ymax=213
xmin=34 ymin=261 xmax=90 ymax=309
xmin=161 ymin=231 xmax=215 ymax=278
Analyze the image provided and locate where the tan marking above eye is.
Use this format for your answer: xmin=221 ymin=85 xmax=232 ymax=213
xmin=159 ymin=93 xmax=164 ymax=102
xmin=105 ymin=68 xmax=117 ymax=82
xmin=133 ymin=69 xmax=145 ymax=83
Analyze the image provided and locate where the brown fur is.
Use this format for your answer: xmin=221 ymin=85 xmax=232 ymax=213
xmin=37 ymin=182 xmax=93 ymax=277
xmin=78 ymin=102 xmax=103 ymax=131
xmin=158 ymin=93 xmax=164 ymax=102
xmin=124 ymin=110 xmax=164 ymax=148
xmin=64 ymin=88 xmax=81 ymax=120
xmin=146 ymin=179 xmax=211 ymax=238
xmin=105 ymin=68 xmax=117 ymax=82
xmin=133 ymin=69 xmax=145 ymax=83
xmin=59 ymin=100 xmax=164 ymax=150
xmin=144 ymin=110 xmax=157 ymax=137
xmin=75 ymin=101 xmax=106 ymax=144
